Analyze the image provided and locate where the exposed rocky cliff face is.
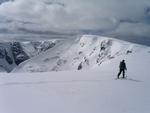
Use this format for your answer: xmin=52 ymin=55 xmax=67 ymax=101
xmin=0 ymin=40 xmax=57 ymax=72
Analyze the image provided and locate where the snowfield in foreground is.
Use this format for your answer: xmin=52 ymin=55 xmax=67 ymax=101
xmin=0 ymin=45 xmax=150 ymax=113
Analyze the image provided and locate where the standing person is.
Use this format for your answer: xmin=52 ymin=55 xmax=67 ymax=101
xmin=117 ymin=60 xmax=127 ymax=79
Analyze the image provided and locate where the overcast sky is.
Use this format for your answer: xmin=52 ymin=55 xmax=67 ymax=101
xmin=0 ymin=0 xmax=150 ymax=39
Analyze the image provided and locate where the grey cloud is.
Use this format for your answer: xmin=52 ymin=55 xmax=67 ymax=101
xmin=114 ymin=23 xmax=150 ymax=37
xmin=0 ymin=0 xmax=150 ymax=39
xmin=0 ymin=0 xmax=13 ymax=4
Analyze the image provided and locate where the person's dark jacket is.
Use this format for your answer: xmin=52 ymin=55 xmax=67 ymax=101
xmin=119 ymin=61 xmax=127 ymax=70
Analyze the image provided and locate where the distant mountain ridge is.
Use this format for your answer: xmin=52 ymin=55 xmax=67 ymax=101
xmin=13 ymin=35 xmax=149 ymax=73
xmin=0 ymin=35 xmax=149 ymax=73
xmin=0 ymin=40 xmax=57 ymax=72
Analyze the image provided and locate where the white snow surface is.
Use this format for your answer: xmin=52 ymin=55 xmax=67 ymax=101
xmin=0 ymin=48 xmax=150 ymax=113
xmin=0 ymin=35 xmax=150 ymax=113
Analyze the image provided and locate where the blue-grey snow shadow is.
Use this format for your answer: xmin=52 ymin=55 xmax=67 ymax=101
xmin=126 ymin=78 xmax=143 ymax=82
xmin=0 ymin=80 xmax=102 ymax=86
xmin=116 ymin=77 xmax=143 ymax=83
xmin=0 ymin=78 xmax=143 ymax=87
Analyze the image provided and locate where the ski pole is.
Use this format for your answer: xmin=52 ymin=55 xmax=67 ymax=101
xmin=125 ymin=70 xmax=128 ymax=78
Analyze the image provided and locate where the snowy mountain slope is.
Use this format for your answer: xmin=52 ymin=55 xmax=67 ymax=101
xmin=0 ymin=47 xmax=150 ymax=113
xmin=0 ymin=42 xmax=17 ymax=72
xmin=13 ymin=35 xmax=148 ymax=73
xmin=0 ymin=40 xmax=57 ymax=72
xmin=20 ymin=40 xmax=57 ymax=57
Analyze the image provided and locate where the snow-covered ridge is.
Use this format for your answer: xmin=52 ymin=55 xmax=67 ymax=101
xmin=0 ymin=40 xmax=57 ymax=72
xmin=13 ymin=35 xmax=148 ymax=73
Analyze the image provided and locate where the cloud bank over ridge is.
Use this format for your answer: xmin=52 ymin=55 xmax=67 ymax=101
xmin=0 ymin=0 xmax=150 ymax=39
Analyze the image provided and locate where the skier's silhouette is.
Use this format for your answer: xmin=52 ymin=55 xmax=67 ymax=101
xmin=117 ymin=60 xmax=127 ymax=79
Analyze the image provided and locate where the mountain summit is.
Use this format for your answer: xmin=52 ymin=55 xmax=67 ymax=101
xmin=12 ymin=35 xmax=149 ymax=73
